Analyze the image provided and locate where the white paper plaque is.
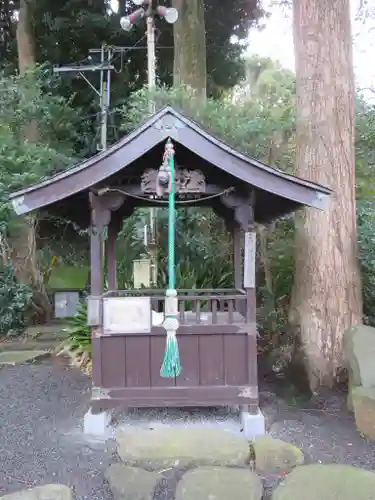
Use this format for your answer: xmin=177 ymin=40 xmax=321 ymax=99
xmin=244 ymin=231 xmax=256 ymax=289
xmin=102 ymin=296 xmax=151 ymax=334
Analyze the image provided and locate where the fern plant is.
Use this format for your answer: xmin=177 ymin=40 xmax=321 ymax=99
xmin=60 ymin=299 xmax=92 ymax=371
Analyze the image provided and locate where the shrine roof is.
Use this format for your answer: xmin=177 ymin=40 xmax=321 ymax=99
xmin=9 ymin=105 xmax=331 ymax=218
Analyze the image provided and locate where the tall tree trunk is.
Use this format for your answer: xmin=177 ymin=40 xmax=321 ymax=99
xmin=16 ymin=0 xmax=38 ymax=142
xmin=17 ymin=0 xmax=36 ymax=76
xmin=0 ymin=0 xmax=11 ymax=62
xmin=290 ymin=0 xmax=362 ymax=390
xmin=12 ymin=0 xmax=52 ymax=321
xmin=172 ymin=0 xmax=207 ymax=100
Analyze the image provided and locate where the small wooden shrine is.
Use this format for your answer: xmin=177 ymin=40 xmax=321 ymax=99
xmin=10 ymin=106 xmax=331 ymax=416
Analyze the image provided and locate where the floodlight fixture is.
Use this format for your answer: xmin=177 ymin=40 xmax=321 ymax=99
xmin=156 ymin=6 xmax=178 ymax=24
xmin=120 ymin=8 xmax=146 ymax=31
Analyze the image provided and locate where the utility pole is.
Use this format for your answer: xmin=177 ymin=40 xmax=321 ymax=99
xmin=120 ymin=0 xmax=179 ymax=286
xmin=54 ymin=46 xmax=115 ymax=273
xmin=147 ymin=13 xmax=157 ymax=284
xmin=146 ymin=14 xmax=156 ymax=113
xmin=53 ymin=44 xmax=114 ymax=152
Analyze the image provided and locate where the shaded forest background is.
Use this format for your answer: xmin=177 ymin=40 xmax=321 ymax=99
xmin=1 ymin=0 xmax=374 ymax=393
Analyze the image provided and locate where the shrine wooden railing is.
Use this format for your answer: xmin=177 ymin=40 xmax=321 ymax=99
xmin=101 ymin=288 xmax=251 ymax=325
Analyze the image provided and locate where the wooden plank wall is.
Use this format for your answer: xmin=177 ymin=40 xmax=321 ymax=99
xmin=100 ymin=332 xmax=250 ymax=389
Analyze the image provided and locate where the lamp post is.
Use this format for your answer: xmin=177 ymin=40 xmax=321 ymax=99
xmin=120 ymin=0 xmax=179 ymax=287
xmin=120 ymin=0 xmax=178 ymax=113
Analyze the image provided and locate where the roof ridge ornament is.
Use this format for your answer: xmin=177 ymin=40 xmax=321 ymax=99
xmin=154 ymin=113 xmax=186 ymax=132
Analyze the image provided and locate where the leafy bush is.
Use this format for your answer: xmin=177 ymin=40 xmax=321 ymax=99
xmin=121 ymin=84 xmax=294 ymax=170
xmin=357 ymin=201 xmax=375 ymax=326
xmin=0 ymin=264 xmax=33 ymax=335
xmin=65 ymin=299 xmax=91 ymax=355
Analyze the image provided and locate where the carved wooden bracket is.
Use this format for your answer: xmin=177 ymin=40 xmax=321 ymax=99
xmin=220 ymin=190 xmax=255 ymax=231
xmin=211 ymin=201 xmax=234 ymax=233
xmin=141 ymin=168 xmax=206 ymax=195
xmin=90 ymin=192 xmax=126 ymax=234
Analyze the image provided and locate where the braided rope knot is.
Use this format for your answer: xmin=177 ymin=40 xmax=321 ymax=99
xmin=163 ymin=141 xmax=175 ymax=165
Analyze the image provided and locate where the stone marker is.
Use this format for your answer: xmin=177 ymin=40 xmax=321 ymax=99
xmin=352 ymin=386 xmax=375 ymax=440
xmin=272 ymin=464 xmax=375 ymax=500
xmin=116 ymin=427 xmax=249 ymax=468
xmin=176 ymin=467 xmax=263 ymax=500
xmin=344 ymin=325 xmax=375 ymax=409
xmin=0 ymin=484 xmax=72 ymax=500
xmin=105 ymin=464 xmax=159 ymax=500
xmin=253 ymin=436 xmax=304 ymax=473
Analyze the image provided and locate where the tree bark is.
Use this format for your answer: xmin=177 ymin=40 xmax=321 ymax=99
xmin=290 ymin=0 xmax=362 ymax=390
xmin=12 ymin=0 xmax=52 ymax=321
xmin=16 ymin=0 xmax=36 ymax=75
xmin=172 ymin=0 xmax=207 ymax=100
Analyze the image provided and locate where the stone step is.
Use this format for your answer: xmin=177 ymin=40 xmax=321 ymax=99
xmin=0 ymin=350 xmax=50 ymax=365
xmin=272 ymin=464 xmax=375 ymax=500
xmin=116 ymin=427 xmax=304 ymax=472
xmin=176 ymin=466 xmax=263 ymax=500
xmin=105 ymin=464 xmax=264 ymax=500
xmin=0 ymin=340 xmax=59 ymax=352
xmin=0 ymin=484 xmax=72 ymax=500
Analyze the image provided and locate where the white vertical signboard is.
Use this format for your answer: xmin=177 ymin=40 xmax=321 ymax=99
xmin=244 ymin=231 xmax=256 ymax=289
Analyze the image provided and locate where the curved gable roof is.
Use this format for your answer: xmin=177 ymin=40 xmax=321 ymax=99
xmin=10 ymin=105 xmax=331 ymax=216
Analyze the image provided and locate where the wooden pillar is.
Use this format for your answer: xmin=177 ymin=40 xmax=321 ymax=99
xmin=89 ymin=193 xmax=107 ymax=407
xmin=244 ymin=226 xmax=258 ymax=413
xmin=88 ymin=193 xmax=126 ymax=413
xmin=233 ymin=224 xmax=242 ymax=290
xmin=90 ymin=211 xmax=104 ymax=296
xmin=106 ymin=218 xmax=118 ymax=291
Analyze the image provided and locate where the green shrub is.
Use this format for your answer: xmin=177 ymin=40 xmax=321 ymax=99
xmin=66 ymin=299 xmax=91 ymax=355
xmin=357 ymin=201 xmax=375 ymax=326
xmin=0 ymin=264 xmax=32 ymax=335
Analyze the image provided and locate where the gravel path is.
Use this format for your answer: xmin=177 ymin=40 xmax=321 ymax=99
xmin=0 ymin=356 xmax=113 ymax=500
xmin=1 ymin=357 xmax=375 ymax=500
xmin=260 ymin=386 xmax=375 ymax=470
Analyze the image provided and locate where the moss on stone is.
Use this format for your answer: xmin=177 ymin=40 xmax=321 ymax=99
xmin=253 ymin=436 xmax=304 ymax=472
xmin=272 ymin=464 xmax=375 ymax=500
xmin=105 ymin=464 xmax=159 ymax=500
xmin=116 ymin=427 xmax=249 ymax=468
xmin=352 ymin=386 xmax=375 ymax=440
xmin=0 ymin=350 xmax=48 ymax=364
xmin=176 ymin=467 xmax=263 ymax=500
xmin=0 ymin=484 xmax=72 ymax=500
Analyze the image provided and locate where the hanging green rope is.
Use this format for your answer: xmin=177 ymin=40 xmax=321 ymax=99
xmin=160 ymin=138 xmax=181 ymax=378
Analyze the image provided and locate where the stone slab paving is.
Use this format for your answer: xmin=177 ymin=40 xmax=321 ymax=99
xmin=252 ymin=436 xmax=304 ymax=473
xmin=109 ymin=427 xmax=306 ymax=499
xmin=116 ymin=427 xmax=304 ymax=472
xmin=272 ymin=464 xmax=375 ymax=500
xmin=0 ymin=484 xmax=72 ymax=500
xmin=0 ymin=350 xmax=49 ymax=364
xmin=105 ymin=465 xmax=159 ymax=500
xmin=175 ymin=467 xmax=263 ymax=500
xmin=116 ymin=427 xmax=249 ymax=468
